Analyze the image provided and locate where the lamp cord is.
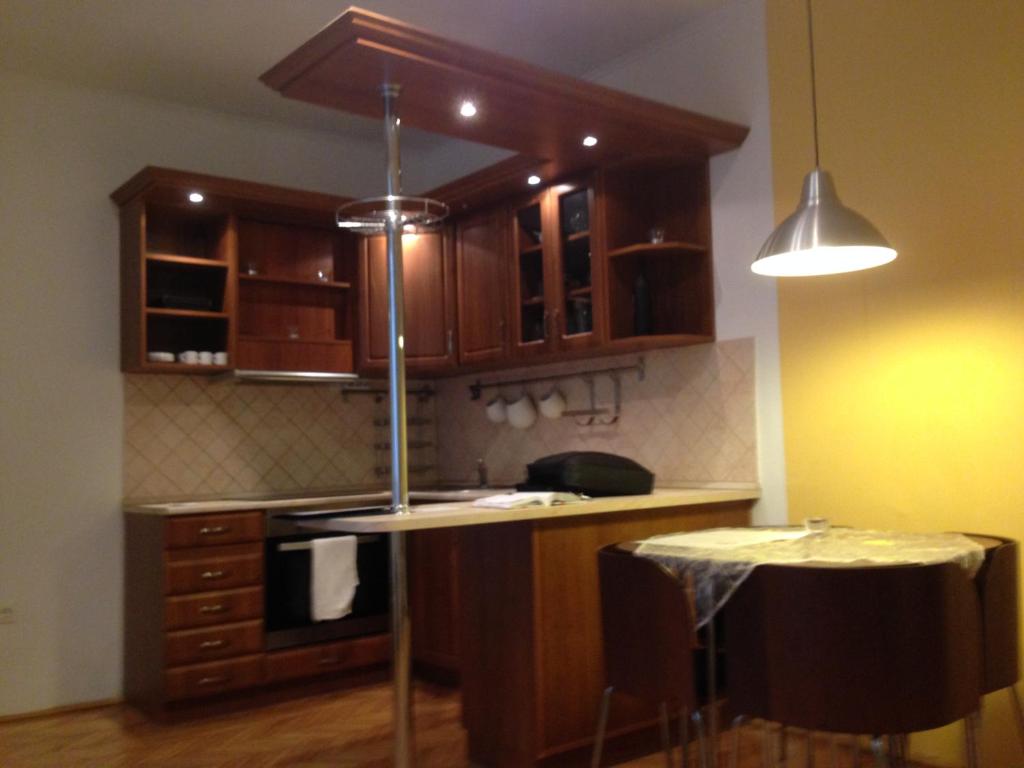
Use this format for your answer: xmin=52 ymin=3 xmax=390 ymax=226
xmin=807 ymin=0 xmax=820 ymax=169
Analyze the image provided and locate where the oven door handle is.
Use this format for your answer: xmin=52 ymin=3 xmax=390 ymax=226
xmin=276 ymin=536 xmax=379 ymax=552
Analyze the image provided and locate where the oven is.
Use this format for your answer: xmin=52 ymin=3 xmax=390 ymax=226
xmin=264 ymin=507 xmax=390 ymax=650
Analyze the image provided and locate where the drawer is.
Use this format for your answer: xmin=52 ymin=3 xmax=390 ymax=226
xmin=165 ymin=511 xmax=264 ymax=549
xmin=165 ymin=587 xmax=263 ymax=631
xmin=165 ymin=546 xmax=263 ymax=595
xmin=265 ymin=633 xmax=391 ymax=684
xmin=164 ymin=654 xmax=265 ymax=701
xmin=165 ymin=620 xmax=264 ymax=667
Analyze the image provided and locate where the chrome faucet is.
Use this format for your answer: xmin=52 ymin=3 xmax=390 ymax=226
xmin=476 ymin=458 xmax=489 ymax=488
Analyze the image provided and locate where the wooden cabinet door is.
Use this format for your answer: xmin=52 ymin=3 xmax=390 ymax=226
xmin=455 ymin=207 xmax=509 ymax=365
xmin=358 ymin=231 xmax=456 ymax=375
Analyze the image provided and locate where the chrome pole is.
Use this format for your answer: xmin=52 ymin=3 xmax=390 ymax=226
xmin=382 ymin=82 xmax=414 ymax=768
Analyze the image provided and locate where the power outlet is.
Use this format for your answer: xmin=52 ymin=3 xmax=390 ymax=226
xmin=0 ymin=606 xmax=14 ymax=624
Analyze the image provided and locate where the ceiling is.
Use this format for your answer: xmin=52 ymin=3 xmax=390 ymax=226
xmin=0 ymin=0 xmax=717 ymax=151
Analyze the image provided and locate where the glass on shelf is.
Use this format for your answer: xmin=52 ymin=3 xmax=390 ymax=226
xmin=560 ymin=190 xmax=589 ymax=236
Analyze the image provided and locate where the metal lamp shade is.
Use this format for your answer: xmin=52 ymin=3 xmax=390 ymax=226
xmin=752 ymin=168 xmax=896 ymax=277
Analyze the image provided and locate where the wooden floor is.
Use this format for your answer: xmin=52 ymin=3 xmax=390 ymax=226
xmin=0 ymin=681 xmax=912 ymax=767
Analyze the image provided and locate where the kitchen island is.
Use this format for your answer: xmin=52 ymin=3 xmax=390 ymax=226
xmin=312 ymin=487 xmax=758 ymax=767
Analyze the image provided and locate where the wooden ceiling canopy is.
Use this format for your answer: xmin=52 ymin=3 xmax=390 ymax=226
xmin=261 ymin=7 xmax=749 ymax=211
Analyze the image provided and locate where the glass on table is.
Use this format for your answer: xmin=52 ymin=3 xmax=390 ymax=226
xmin=804 ymin=517 xmax=831 ymax=535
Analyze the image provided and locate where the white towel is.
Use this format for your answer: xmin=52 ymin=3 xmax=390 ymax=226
xmin=310 ymin=536 xmax=360 ymax=622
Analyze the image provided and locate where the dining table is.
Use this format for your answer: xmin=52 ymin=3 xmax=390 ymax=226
xmin=628 ymin=525 xmax=993 ymax=765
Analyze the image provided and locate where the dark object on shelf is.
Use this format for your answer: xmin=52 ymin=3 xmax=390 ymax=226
xmin=517 ymin=451 xmax=654 ymax=497
xmin=153 ymin=293 xmax=215 ymax=311
xmin=633 ymin=271 xmax=652 ymax=335
xmin=561 ymin=189 xmax=590 ymax=234
xmin=573 ymin=298 xmax=592 ymax=335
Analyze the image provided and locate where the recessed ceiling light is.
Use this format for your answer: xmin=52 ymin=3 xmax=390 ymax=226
xmin=188 ymin=192 xmax=204 ymax=203
xmin=582 ymin=135 xmax=598 ymax=147
xmin=459 ymin=100 xmax=478 ymax=118
xmin=527 ymin=175 xmax=542 ymax=186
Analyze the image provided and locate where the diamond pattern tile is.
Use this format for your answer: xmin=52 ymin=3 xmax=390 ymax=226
xmin=122 ymin=376 xmax=405 ymax=500
xmin=433 ymin=338 xmax=757 ymax=487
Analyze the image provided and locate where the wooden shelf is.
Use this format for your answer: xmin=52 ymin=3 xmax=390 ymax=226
xmin=145 ymin=308 xmax=229 ymax=320
xmin=607 ymin=241 xmax=706 ymax=259
xmin=146 ymin=253 xmax=229 ymax=269
xmin=521 ymin=296 xmax=545 ymax=307
xmin=238 ymin=334 xmax=351 ymax=346
xmin=567 ymin=287 xmax=592 ymax=299
xmin=606 ymin=333 xmax=714 ymax=351
xmin=565 ymin=231 xmax=590 ymax=242
xmin=139 ymin=362 xmax=232 ymax=374
xmin=519 ymin=243 xmax=543 ymax=256
xmin=239 ymin=274 xmax=351 ymax=290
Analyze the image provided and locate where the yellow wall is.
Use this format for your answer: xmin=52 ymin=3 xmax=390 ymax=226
xmin=766 ymin=0 xmax=1024 ymax=764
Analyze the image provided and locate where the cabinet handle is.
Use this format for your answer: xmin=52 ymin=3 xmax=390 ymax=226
xmin=199 ymin=604 xmax=226 ymax=614
xmin=199 ymin=525 xmax=230 ymax=536
xmin=446 ymin=329 xmax=454 ymax=356
xmin=200 ymin=570 xmax=226 ymax=580
xmin=199 ymin=639 xmax=226 ymax=650
xmin=198 ymin=675 xmax=229 ymax=687
xmin=318 ymin=656 xmax=341 ymax=666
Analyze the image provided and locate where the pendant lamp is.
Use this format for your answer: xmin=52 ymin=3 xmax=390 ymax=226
xmin=752 ymin=0 xmax=896 ymax=277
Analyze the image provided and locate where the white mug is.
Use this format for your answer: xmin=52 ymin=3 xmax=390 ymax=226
xmin=213 ymin=351 xmax=228 ymax=366
xmin=178 ymin=350 xmax=199 ymax=365
xmin=538 ymin=388 xmax=567 ymax=419
xmin=485 ymin=397 xmax=507 ymax=424
xmin=198 ymin=351 xmax=213 ymax=365
xmin=506 ymin=394 xmax=538 ymax=430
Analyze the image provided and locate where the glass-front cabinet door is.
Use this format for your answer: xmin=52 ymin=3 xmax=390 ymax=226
xmin=550 ymin=180 xmax=599 ymax=351
xmin=511 ymin=192 xmax=554 ymax=358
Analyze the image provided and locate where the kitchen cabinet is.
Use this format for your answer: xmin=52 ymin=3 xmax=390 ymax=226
xmin=409 ymin=529 xmax=461 ymax=684
xmin=455 ymin=206 xmax=510 ymax=366
xmin=601 ymin=158 xmax=715 ymax=347
xmin=509 ymin=176 xmax=603 ymax=361
xmin=113 ymin=167 xmax=357 ymax=375
xmin=123 ymin=509 xmax=390 ymax=715
xmin=358 ymin=230 xmax=457 ymax=376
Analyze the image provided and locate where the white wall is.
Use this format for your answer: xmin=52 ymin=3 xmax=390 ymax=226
xmin=587 ymin=0 xmax=787 ymax=525
xmin=0 ymin=71 xmax=393 ymax=716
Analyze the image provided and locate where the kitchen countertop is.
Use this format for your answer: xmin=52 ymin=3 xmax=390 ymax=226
xmin=289 ymin=487 xmax=760 ymax=533
xmin=125 ymin=485 xmax=760 ymax=528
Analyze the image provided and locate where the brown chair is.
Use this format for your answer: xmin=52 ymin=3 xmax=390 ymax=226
xmin=723 ymin=561 xmax=983 ymax=768
xmin=964 ymin=534 xmax=1024 ymax=752
xmin=592 ymin=543 xmax=709 ymax=768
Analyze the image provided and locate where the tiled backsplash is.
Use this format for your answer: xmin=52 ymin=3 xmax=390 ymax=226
xmin=123 ymin=375 xmax=437 ymax=500
xmin=433 ymin=338 xmax=756 ymax=487
xmin=123 ymin=338 xmax=755 ymax=499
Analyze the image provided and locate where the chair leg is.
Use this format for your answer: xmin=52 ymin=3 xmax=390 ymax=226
xmin=681 ymin=707 xmax=691 ymax=768
xmin=660 ymin=701 xmax=676 ymax=768
xmin=590 ymin=686 xmax=613 ymax=768
xmin=870 ymin=736 xmax=886 ymax=768
xmin=1009 ymin=684 xmax=1024 ymax=754
xmin=964 ymin=711 xmax=980 ymax=768
xmin=729 ymin=715 xmax=747 ymax=768
xmin=692 ymin=709 xmax=710 ymax=768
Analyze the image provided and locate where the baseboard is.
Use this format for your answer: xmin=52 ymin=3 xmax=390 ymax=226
xmin=0 ymin=697 xmax=123 ymax=724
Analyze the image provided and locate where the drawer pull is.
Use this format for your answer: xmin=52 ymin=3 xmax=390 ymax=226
xmin=199 ymin=604 xmax=226 ymax=614
xmin=198 ymin=675 xmax=229 ymax=687
xmin=199 ymin=525 xmax=230 ymax=536
xmin=200 ymin=570 xmax=226 ymax=580
xmin=318 ymin=656 xmax=340 ymax=666
xmin=199 ymin=639 xmax=226 ymax=650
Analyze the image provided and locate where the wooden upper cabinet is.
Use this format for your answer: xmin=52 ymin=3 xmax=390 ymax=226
xmin=455 ymin=207 xmax=509 ymax=366
xmin=358 ymin=230 xmax=456 ymax=376
xmin=509 ymin=176 xmax=603 ymax=361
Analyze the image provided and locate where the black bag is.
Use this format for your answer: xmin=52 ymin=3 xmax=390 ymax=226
xmin=516 ymin=451 xmax=654 ymax=497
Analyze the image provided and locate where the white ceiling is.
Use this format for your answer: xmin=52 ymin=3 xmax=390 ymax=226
xmin=0 ymin=0 xmax=717 ymax=150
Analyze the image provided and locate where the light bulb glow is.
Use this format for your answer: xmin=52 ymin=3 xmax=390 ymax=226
xmin=188 ymin=192 xmax=204 ymax=204
xmin=459 ymin=100 xmax=478 ymax=118
xmin=750 ymin=246 xmax=897 ymax=277
xmin=582 ymin=135 xmax=598 ymax=147
xmin=527 ymin=175 xmax=541 ymax=186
